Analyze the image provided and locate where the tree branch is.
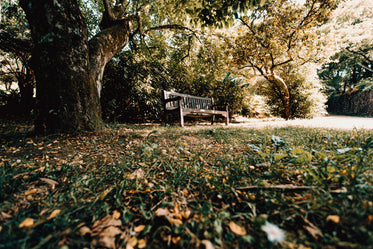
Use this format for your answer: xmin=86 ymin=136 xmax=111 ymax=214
xmin=346 ymin=47 xmax=373 ymax=65
xmin=144 ymin=24 xmax=196 ymax=35
xmin=0 ymin=30 xmax=32 ymax=55
xmin=103 ymin=0 xmax=116 ymax=20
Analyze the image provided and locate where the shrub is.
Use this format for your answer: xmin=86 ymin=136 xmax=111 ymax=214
xmin=259 ymin=64 xmax=327 ymax=118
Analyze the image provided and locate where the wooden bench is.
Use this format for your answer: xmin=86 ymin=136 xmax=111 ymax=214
xmin=162 ymin=90 xmax=229 ymax=127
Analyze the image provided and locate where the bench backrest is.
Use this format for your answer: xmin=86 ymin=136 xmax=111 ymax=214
xmin=163 ymin=90 xmax=214 ymax=110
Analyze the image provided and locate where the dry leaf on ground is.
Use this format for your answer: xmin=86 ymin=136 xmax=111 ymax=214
xmin=48 ymin=209 xmax=61 ymax=220
xmin=326 ymin=215 xmax=340 ymax=223
xmin=90 ymin=214 xmax=123 ymax=248
xmin=134 ymin=225 xmax=146 ymax=233
xmin=126 ymin=236 xmax=138 ymax=249
xmin=202 ymin=240 xmax=215 ymax=249
xmin=40 ymin=178 xmax=58 ymax=187
xmin=19 ymin=218 xmax=34 ymax=229
xmin=154 ymin=208 xmax=169 ymax=217
xmin=228 ymin=221 xmax=247 ymax=236
xmin=113 ymin=210 xmax=121 ymax=219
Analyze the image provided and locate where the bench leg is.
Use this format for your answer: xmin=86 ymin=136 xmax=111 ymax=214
xmin=179 ymin=108 xmax=184 ymax=127
xmin=211 ymin=115 xmax=215 ymax=125
xmin=180 ymin=114 xmax=184 ymax=127
xmin=225 ymin=113 xmax=229 ymax=126
xmin=163 ymin=112 xmax=168 ymax=126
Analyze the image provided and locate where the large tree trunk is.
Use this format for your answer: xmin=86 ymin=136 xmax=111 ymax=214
xmin=20 ymin=0 xmax=131 ymax=134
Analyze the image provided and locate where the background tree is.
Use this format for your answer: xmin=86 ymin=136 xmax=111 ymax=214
xmin=318 ymin=40 xmax=373 ymax=115
xmin=228 ymin=0 xmax=338 ymax=119
xmin=316 ymin=0 xmax=373 ymax=115
xmin=0 ymin=1 xmax=34 ymax=114
xmin=259 ymin=63 xmax=327 ymax=118
xmin=318 ymin=41 xmax=373 ymax=96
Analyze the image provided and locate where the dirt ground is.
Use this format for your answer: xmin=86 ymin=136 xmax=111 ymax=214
xmin=232 ymin=115 xmax=373 ymax=130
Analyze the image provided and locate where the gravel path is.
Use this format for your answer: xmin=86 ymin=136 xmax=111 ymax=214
xmin=232 ymin=115 xmax=373 ymax=130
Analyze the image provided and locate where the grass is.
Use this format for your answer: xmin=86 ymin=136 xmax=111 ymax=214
xmin=0 ymin=121 xmax=372 ymax=248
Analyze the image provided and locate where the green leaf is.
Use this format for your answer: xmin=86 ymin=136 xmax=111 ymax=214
xmin=274 ymin=153 xmax=287 ymax=161
xmin=271 ymin=135 xmax=285 ymax=147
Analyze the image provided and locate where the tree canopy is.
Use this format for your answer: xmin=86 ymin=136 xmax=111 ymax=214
xmin=226 ymin=0 xmax=338 ymax=118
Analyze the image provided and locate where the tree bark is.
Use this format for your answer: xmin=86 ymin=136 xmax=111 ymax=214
xmin=270 ymin=74 xmax=291 ymax=119
xmin=20 ymin=0 xmax=131 ymax=134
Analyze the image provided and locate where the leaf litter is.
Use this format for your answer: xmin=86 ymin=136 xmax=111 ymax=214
xmin=0 ymin=121 xmax=372 ymax=248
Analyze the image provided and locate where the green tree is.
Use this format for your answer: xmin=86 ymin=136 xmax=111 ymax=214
xmin=259 ymin=63 xmax=327 ymax=118
xmin=229 ymin=0 xmax=338 ymax=119
xmin=17 ymin=0 xmax=260 ymax=134
xmin=318 ymin=40 xmax=373 ymax=96
xmin=100 ymin=26 xmax=246 ymax=122
xmin=0 ymin=1 xmax=34 ymax=114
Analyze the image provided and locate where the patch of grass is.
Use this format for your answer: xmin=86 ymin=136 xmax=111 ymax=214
xmin=0 ymin=122 xmax=372 ymax=248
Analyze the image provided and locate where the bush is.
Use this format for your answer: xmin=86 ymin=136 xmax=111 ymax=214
xmin=259 ymin=64 xmax=327 ymax=118
xmin=210 ymin=73 xmax=246 ymax=117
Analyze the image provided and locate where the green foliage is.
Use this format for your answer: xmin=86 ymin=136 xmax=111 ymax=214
xmin=226 ymin=0 xmax=338 ymax=119
xmin=189 ymin=0 xmax=262 ymax=27
xmin=101 ymin=30 xmax=247 ymax=123
xmin=318 ymin=40 xmax=373 ymax=115
xmin=259 ymin=64 xmax=327 ymax=118
xmin=318 ymin=40 xmax=373 ymax=96
xmin=211 ymin=72 xmax=246 ymax=117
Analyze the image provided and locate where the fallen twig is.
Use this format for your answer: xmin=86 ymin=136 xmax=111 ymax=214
xmin=236 ymin=185 xmax=316 ymax=191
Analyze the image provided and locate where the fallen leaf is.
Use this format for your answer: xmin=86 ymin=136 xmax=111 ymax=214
xmin=134 ymin=225 xmax=146 ymax=233
xmin=155 ymin=208 xmax=169 ymax=217
xmin=100 ymin=189 xmax=111 ymax=200
xmin=40 ymin=178 xmax=59 ymax=186
xmin=79 ymin=226 xmax=91 ymax=236
xmin=19 ymin=218 xmax=34 ymax=229
xmin=126 ymin=237 xmax=138 ymax=249
xmin=48 ymin=209 xmax=61 ymax=220
xmin=170 ymin=218 xmax=183 ymax=226
xmin=113 ymin=210 xmax=121 ymax=219
xmin=91 ymin=214 xmax=122 ymax=236
xmin=131 ymin=168 xmax=145 ymax=180
xmin=138 ymin=238 xmax=147 ymax=248
xmin=326 ymin=215 xmax=340 ymax=224
xmin=201 ymin=240 xmax=215 ymax=249
xmin=368 ymin=215 xmax=373 ymax=223
xmin=25 ymin=189 xmax=37 ymax=195
xmin=172 ymin=236 xmax=181 ymax=244
xmin=99 ymin=226 xmax=122 ymax=249
xmin=1 ymin=212 xmax=12 ymax=219
xmin=229 ymin=221 xmax=247 ymax=236
xmin=181 ymin=209 xmax=191 ymax=219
